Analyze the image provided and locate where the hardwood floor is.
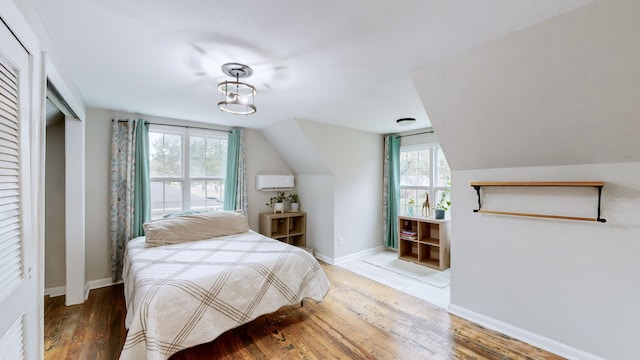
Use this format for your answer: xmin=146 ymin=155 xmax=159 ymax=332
xmin=44 ymin=263 xmax=563 ymax=359
xmin=44 ymin=282 xmax=126 ymax=359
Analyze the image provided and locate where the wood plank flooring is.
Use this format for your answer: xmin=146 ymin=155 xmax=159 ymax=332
xmin=44 ymin=262 xmax=564 ymax=359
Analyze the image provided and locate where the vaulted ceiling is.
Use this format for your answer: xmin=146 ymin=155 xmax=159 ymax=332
xmin=31 ymin=0 xmax=592 ymax=134
xmin=413 ymin=0 xmax=640 ymax=170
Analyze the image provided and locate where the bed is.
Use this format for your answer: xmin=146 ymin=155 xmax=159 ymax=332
xmin=119 ymin=212 xmax=331 ymax=360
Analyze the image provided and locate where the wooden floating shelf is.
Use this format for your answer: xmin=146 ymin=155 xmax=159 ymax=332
xmin=471 ymin=181 xmax=606 ymax=223
xmin=470 ymin=181 xmax=604 ymax=187
xmin=475 ymin=210 xmax=599 ymax=222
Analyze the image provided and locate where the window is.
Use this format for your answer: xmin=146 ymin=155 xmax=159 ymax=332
xmin=148 ymin=125 xmax=228 ymax=219
xmin=399 ymin=143 xmax=450 ymax=217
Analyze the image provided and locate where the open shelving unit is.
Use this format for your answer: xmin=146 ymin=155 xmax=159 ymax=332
xmin=470 ymin=181 xmax=606 ymax=223
xmin=397 ymin=215 xmax=450 ymax=270
xmin=259 ymin=212 xmax=306 ymax=247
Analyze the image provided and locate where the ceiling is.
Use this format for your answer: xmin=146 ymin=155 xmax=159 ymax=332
xmin=31 ymin=0 xmax=592 ymax=134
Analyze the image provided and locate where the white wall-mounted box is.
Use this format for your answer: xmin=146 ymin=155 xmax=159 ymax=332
xmin=255 ymin=175 xmax=294 ymax=191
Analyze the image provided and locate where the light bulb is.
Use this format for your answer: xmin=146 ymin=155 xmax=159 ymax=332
xmin=226 ymin=93 xmax=238 ymax=102
xmin=238 ymin=95 xmax=250 ymax=105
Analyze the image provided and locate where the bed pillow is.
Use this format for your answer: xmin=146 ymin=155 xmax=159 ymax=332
xmin=144 ymin=211 xmax=249 ymax=247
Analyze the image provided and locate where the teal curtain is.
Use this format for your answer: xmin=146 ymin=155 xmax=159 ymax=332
xmin=383 ymin=135 xmax=400 ymax=248
xmin=133 ymin=121 xmax=150 ymax=236
xmin=110 ymin=118 xmax=150 ymax=281
xmin=223 ymin=128 xmax=247 ymax=213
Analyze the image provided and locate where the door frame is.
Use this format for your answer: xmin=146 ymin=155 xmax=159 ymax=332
xmin=44 ymin=57 xmax=87 ymax=305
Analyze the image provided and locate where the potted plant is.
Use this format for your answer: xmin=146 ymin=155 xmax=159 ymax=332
xmin=435 ymin=188 xmax=451 ymax=219
xmin=266 ymin=191 xmax=287 ymax=213
xmin=288 ymin=192 xmax=300 ymax=211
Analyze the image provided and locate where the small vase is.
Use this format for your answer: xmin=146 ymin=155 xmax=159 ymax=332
xmin=408 ymin=206 xmax=414 ymax=216
xmin=290 ymin=203 xmax=300 ymax=211
xmin=435 ymin=209 xmax=445 ymax=219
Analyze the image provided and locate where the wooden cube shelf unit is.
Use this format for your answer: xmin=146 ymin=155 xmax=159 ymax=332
xmin=398 ymin=216 xmax=450 ymax=270
xmin=259 ymin=212 xmax=306 ymax=247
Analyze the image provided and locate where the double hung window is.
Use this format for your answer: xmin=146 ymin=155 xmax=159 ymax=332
xmin=399 ymin=143 xmax=450 ymax=216
xmin=148 ymin=125 xmax=228 ymax=219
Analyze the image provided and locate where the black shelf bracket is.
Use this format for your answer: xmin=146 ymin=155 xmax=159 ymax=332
xmin=596 ymin=186 xmax=606 ymax=223
xmin=473 ymin=186 xmax=481 ymax=212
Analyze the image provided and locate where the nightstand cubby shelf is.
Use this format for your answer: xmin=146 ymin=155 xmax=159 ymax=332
xmin=398 ymin=216 xmax=450 ymax=270
xmin=259 ymin=212 xmax=306 ymax=247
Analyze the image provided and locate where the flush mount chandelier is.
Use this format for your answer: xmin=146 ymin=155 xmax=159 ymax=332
xmin=217 ymin=63 xmax=257 ymax=115
xmin=396 ymin=117 xmax=416 ymax=126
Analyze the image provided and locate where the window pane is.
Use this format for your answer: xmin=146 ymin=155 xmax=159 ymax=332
xmin=190 ymin=137 xmax=205 ymax=177
xmin=204 ymin=138 xmax=227 ymax=177
xmin=418 ymin=149 xmax=430 ymax=186
xmin=437 ymin=147 xmax=451 ymax=187
xmin=435 ymin=188 xmax=451 ymax=211
xmin=190 ymin=180 xmax=224 ymax=211
xmin=400 ymin=149 xmax=430 ymax=187
xmin=400 ymin=187 xmax=424 ymax=216
xmin=150 ymin=180 xmax=182 ymax=219
xmin=189 ymin=136 xmax=227 ymax=178
xmin=400 ymin=150 xmax=415 ymax=186
xmin=149 ymin=132 xmax=182 ymax=177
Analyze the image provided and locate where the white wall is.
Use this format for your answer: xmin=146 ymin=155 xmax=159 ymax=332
xmin=84 ymin=108 xmax=291 ymax=282
xmin=410 ymin=1 xmax=640 ymax=358
xmin=451 ymin=163 xmax=640 ymax=360
xmin=44 ymin=117 xmax=65 ymax=289
xmin=296 ymin=175 xmax=334 ymax=259
xmin=295 ymin=120 xmax=383 ymax=260
xmin=243 ymin=129 xmax=293 ymax=231
xmin=84 ymin=108 xmax=112 ymax=282
xmin=260 ymin=119 xmax=383 ymax=262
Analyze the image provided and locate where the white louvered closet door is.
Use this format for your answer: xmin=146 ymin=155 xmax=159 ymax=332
xmin=0 ymin=20 xmax=33 ymax=360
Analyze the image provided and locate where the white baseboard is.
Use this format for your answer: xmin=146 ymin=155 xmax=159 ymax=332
xmin=333 ymin=245 xmax=386 ymax=265
xmin=313 ymin=251 xmax=334 ymax=265
xmin=448 ymin=304 xmax=606 ymax=360
xmin=44 ymin=285 xmax=66 ymax=298
xmin=87 ymin=277 xmax=118 ymax=290
xmin=314 ymin=245 xmax=385 ymax=266
xmin=46 ymin=277 xmax=121 ymax=300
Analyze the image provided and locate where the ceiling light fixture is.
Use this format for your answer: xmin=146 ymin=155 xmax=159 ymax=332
xmin=217 ymin=63 xmax=256 ymax=115
xmin=396 ymin=118 xmax=416 ymax=126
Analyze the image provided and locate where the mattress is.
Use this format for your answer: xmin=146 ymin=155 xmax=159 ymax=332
xmin=119 ymin=230 xmax=331 ymax=360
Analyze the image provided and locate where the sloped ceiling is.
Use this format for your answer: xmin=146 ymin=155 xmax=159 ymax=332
xmin=28 ymin=0 xmax=593 ymax=134
xmin=411 ymin=0 xmax=640 ymax=170
xmin=261 ymin=118 xmax=331 ymax=175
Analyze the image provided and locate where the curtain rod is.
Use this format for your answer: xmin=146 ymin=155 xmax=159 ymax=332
xmin=112 ymin=119 xmax=231 ymax=133
xmin=398 ymin=130 xmax=434 ymax=138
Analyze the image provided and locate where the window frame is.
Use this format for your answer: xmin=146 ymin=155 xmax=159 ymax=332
xmin=148 ymin=124 xmax=228 ymax=219
xmin=399 ymin=142 xmax=450 ymax=217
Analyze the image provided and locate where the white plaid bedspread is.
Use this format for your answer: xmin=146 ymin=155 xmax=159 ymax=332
xmin=119 ymin=231 xmax=331 ymax=360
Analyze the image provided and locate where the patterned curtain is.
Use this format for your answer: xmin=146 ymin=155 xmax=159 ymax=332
xmin=383 ymin=135 xmax=401 ymax=248
xmin=110 ymin=118 xmax=150 ymax=281
xmin=223 ymin=128 xmax=247 ymax=214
